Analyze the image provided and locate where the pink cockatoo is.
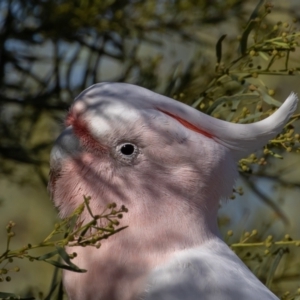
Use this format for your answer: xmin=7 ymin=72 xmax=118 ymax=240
xmin=49 ymin=82 xmax=298 ymax=300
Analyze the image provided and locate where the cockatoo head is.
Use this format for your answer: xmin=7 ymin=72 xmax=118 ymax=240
xmin=49 ymin=82 xmax=297 ymax=243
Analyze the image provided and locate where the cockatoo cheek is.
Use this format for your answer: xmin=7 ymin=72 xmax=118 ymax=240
xmin=50 ymin=152 xmax=112 ymax=218
xmin=179 ymin=133 xmax=238 ymax=204
xmin=51 ymin=147 xmax=146 ymax=222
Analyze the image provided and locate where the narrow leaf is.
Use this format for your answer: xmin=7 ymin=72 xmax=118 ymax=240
xmin=45 ymin=266 xmax=61 ymax=300
xmin=0 ymin=292 xmax=35 ymax=300
xmin=261 ymin=94 xmax=282 ymax=107
xmin=36 ymin=249 xmax=59 ymax=261
xmin=44 ymin=282 xmax=59 ymax=300
xmin=45 ymin=259 xmax=86 ymax=273
xmin=216 ymin=35 xmax=227 ymax=64
xmin=206 ymin=94 xmax=259 ymax=115
xmin=56 ymin=246 xmax=79 ymax=269
xmin=268 ymin=150 xmax=283 ymax=159
xmin=258 ymin=51 xmax=269 ymax=61
xmin=266 ymin=248 xmax=288 ymax=288
xmin=83 ymin=196 xmax=94 ymax=218
xmin=57 ymin=279 xmax=65 ymax=300
xmin=239 ymin=112 xmax=264 ymax=123
xmin=239 ymin=0 xmax=265 ymax=54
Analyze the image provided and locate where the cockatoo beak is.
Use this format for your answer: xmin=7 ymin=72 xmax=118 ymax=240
xmin=48 ymin=126 xmax=81 ymax=198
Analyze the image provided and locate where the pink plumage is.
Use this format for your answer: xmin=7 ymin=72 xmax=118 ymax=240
xmin=49 ymin=83 xmax=298 ymax=300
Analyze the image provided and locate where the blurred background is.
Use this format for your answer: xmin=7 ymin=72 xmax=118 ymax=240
xmin=0 ymin=0 xmax=300 ymax=298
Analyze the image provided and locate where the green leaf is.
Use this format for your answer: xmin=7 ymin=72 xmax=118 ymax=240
xmin=56 ymin=246 xmax=78 ymax=269
xmin=57 ymin=280 xmax=65 ymax=300
xmin=239 ymin=0 xmax=265 ymax=54
xmin=44 ymin=282 xmax=59 ymax=300
xmin=216 ymin=34 xmax=227 ymax=64
xmin=44 ymin=266 xmax=61 ymax=300
xmin=83 ymin=195 xmax=94 ymax=218
xmin=0 ymin=292 xmax=35 ymax=300
xmin=56 ymin=246 xmax=89 ymax=272
xmin=268 ymin=150 xmax=283 ymax=159
xmin=191 ymin=96 xmax=204 ymax=108
xmin=36 ymin=249 xmax=59 ymax=261
xmin=206 ymin=94 xmax=259 ymax=115
xmin=266 ymin=248 xmax=288 ymax=288
xmin=239 ymin=112 xmax=264 ymax=123
xmin=258 ymin=51 xmax=269 ymax=61
xmin=261 ymin=94 xmax=282 ymax=107
xmin=45 ymin=259 xmax=86 ymax=273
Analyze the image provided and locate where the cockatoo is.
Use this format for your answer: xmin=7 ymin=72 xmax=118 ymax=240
xmin=49 ymin=82 xmax=298 ymax=300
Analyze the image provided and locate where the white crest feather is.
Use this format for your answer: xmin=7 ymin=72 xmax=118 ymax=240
xmin=74 ymin=83 xmax=298 ymax=159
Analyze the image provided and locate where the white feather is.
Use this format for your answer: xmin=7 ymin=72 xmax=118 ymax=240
xmin=143 ymin=237 xmax=278 ymax=300
xmin=75 ymin=83 xmax=298 ymax=159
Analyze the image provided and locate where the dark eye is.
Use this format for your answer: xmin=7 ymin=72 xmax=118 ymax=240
xmin=116 ymin=143 xmax=138 ymax=162
xmin=120 ymin=143 xmax=135 ymax=155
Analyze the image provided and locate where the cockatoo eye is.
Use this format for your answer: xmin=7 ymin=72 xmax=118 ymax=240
xmin=120 ymin=143 xmax=135 ymax=155
xmin=116 ymin=143 xmax=139 ymax=162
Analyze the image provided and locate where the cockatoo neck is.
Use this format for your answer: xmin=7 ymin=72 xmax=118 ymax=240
xmin=56 ymin=151 xmax=222 ymax=249
xmin=62 ymin=175 xmax=221 ymax=300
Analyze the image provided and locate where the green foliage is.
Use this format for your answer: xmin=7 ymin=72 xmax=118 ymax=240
xmin=226 ymin=231 xmax=300 ymax=300
xmin=0 ymin=197 xmax=128 ymax=299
